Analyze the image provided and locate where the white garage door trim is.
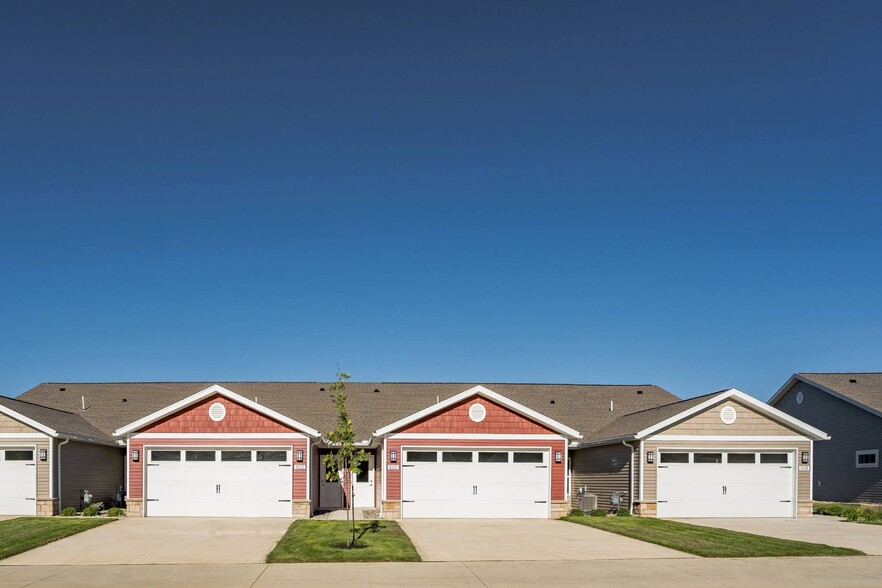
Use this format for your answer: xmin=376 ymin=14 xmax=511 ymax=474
xmin=400 ymin=446 xmax=552 ymax=519
xmin=144 ymin=445 xmax=293 ymax=518
xmin=656 ymin=447 xmax=798 ymax=518
xmin=0 ymin=445 xmax=38 ymax=516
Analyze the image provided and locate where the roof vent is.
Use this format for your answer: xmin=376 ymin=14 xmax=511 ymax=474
xmin=373 ymin=388 xmax=380 ymax=394
xmin=209 ymin=402 xmax=227 ymax=422
xmin=60 ymin=387 xmax=66 ymax=392
xmin=319 ymin=387 xmax=326 ymax=392
xmin=849 ymin=379 xmax=857 ymax=383
xmin=122 ymin=398 xmax=127 ymax=403
xmin=550 ymin=400 xmax=556 ymax=404
xmin=609 ymin=400 xmax=614 ymax=412
xmin=637 ymin=389 xmax=643 ymax=394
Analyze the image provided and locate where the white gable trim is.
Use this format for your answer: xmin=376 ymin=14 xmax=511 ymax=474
xmin=112 ymin=384 xmax=321 ymax=437
xmin=372 ymin=385 xmax=582 ymax=439
xmin=769 ymin=374 xmax=882 ymax=420
xmin=634 ymin=388 xmax=829 ymax=441
xmin=0 ymin=404 xmax=58 ymax=437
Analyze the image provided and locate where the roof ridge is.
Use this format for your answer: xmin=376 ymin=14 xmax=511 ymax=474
xmin=36 ymin=381 xmax=665 ymax=388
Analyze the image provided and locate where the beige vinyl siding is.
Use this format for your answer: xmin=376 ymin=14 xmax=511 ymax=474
xmin=663 ymin=400 xmax=795 ymax=436
xmin=570 ymin=443 xmax=634 ymax=511
xmin=58 ymin=441 xmax=125 ymax=510
xmin=0 ymin=413 xmax=52 ymax=500
xmin=642 ymin=439 xmax=811 ymax=503
xmin=775 ymin=380 xmax=882 ymax=503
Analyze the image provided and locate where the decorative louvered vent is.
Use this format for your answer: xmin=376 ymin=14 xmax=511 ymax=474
xmin=209 ymin=402 xmax=227 ymax=422
xmin=720 ymin=406 xmax=737 ymax=425
xmin=469 ymin=403 xmax=487 ymax=423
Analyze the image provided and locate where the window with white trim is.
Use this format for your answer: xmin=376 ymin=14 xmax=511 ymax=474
xmin=856 ymin=449 xmax=878 ymax=468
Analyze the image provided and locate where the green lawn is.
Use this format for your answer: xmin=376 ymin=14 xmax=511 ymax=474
xmin=562 ymin=515 xmax=864 ymax=558
xmin=0 ymin=517 xmax=115 ymax=561
xmin=266 ymin=520 xmax=421 ymax=563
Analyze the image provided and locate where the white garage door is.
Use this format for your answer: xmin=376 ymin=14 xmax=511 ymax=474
xmin=0 ymin=447 xmax=37 ymax=515
xmin=401 ymin=449 xmax=549 ymax=518
xmin=145 ymin=448 xmax=292 ymax=517
xmin=657 ymin=451 xmax=795 ymax=518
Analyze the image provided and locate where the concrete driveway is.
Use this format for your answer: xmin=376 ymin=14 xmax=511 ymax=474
xmin=0 ymin=518 xmax=291 ymax=565
xmin=398 ymin=519 xmax=694 ymax=561
xmin=676 ymin=516 xmax=882 ymax=555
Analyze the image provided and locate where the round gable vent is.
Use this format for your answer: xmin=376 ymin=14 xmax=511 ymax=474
xmin=720 ymin=406 xmax=737 ymax=425
xmin=468 ymin=403 xmax=487 ymax=423
xmin=208 ymin=402 xmax=227 ymax=422
xmin=796 ymin=391 xmax=804 ymax=405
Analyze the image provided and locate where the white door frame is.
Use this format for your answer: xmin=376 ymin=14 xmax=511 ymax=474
xmin=353 ymin=454 xmax=375 ymax=508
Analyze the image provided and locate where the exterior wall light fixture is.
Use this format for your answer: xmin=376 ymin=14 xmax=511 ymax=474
xmin=390 ymin=450 xmax=398 ymax=463
xmin=132 ymin=449 xmax=140 ymax=462
xmin=296 ymin=449 xmax=304 ymax=462
xmin=554 ymin=450 xmax=562 ymax=464
xmin=801 ymin=451 xmax=810 ymax=464
xmin=646 ymin=451 xmax=655 ymax=464
xmin=39 ymin=448 xmax=47 ymax=461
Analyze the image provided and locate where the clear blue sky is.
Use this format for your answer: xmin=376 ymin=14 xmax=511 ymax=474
xmin=1 ymin=2 xmax=880 ymax=401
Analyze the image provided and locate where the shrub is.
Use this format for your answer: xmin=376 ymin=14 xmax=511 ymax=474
xmin=107 ymin=507 xmax=126 ymax=518
xmin=590 ymin=509 xmax=607 ymax=517
xmin=569 ymin=508 xmax=585 ymax=517
xmin=81 ymin=505 xmax=101 ymax=517
xmin=615 ymin=508 xmax=631 ymax=517
xmin=844 ymin=508 xmax=864 ymax=522
xmin=59 ymin=507 xmax=77 ymax=517
xmin=863 ymin=509 xmax=881 ymax=522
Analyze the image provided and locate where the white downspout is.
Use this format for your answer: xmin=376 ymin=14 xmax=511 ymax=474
xmin=57 ymin=438 xmax=70 ymax=509
xmin=622 ymin=440 xmax=635 ymax=515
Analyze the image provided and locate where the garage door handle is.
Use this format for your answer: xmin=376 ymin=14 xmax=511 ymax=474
xmin=722 ymin=485 xmax=727 ymax=495
xmin=216 ymin=484 xmax=220 ymax=494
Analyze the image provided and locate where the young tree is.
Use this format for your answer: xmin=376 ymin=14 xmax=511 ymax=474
xmin=322 ymin=370 xmax=368 ymax=546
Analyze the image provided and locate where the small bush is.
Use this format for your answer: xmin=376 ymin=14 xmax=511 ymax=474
xmin=569 ymin=508 xmax=585 ymax=517
xmin=107 ymin=507 xmax=126 ymax=518
xmin=844 ymin=508 xmax=864 ymax=522
xmin=863 ymin=509 xmax=881 ymax=522
xmin=81 ymin=505 xmax=101 ymax=517
xmin=59 ymin=507 xmax=77 ymax=517
xmin=615 ymin=508 xmax=631 ymax=516
xmin=590 ymin=509 xmax=607 ymax=517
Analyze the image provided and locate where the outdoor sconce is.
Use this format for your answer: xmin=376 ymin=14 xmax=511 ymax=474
xmin=646 ymin=451 xmax=655 ymax=464
xmin=801 ymin=451 xmax=810 ymax=464
xmin=39 ymin=449 xmax=47 ymax=461
xmin=554 ymin=451 xmax=562 ymax=464
xmin=390 ymin=450 xmax=398 ymax=463
xmin=132 ymin=449 xmax=140 ymax=462
xmin=296 ymin=449 xmax=304 ymax=462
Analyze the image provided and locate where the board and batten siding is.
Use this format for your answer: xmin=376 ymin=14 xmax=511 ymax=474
xmin=0 ymin=413 xmax=52 ymax=500
xmin=775 ymin=380 xmax=882 ymax=503
xmin=570 ymin=443 xmax=634 ymax=511
xmin=58 ymin=441 xmax=125 ymax=510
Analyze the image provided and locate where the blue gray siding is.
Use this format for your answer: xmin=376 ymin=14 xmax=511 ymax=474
xmin=775 ymin=380 xmax=882 ymax=503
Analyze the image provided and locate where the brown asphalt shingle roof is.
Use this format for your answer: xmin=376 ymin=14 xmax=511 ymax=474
xmin=0 ymin=396 xmax=116 ymax=444
xmin=796 ymin=373 xmax=882 ymax=415
xmin=17 ymin=382 xmax=680 ymax=441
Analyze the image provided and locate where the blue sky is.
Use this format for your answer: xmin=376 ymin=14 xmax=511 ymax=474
xmin=1 ymin=2 xmax=880 ymax=400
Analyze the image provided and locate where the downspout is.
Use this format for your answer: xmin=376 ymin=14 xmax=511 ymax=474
xmin=621 ymin=440 xmax=635 ymax=515
xmin=57 ymin=438 xmax=70 ymax=510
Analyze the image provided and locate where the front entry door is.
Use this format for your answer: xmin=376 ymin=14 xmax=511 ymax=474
xmin=353 ymin=455 xmax=375 ymax=508
xmin=319 ymin=460 xmax=343 ymax=508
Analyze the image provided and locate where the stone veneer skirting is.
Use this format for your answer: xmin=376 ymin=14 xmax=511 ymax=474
xmin=37 ymin=499 xmax=57 ymax=517
xmin=292 ymin=500 xmax=310 ymax=519
xmin=381 ymin=500 xmax=401 ymax=519
xmin=127 ymin=498 xmax=143 ymax=517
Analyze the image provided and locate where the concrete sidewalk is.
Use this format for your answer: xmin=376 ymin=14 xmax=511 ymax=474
xmin=2 ymin=557 xmax=882 ymax=587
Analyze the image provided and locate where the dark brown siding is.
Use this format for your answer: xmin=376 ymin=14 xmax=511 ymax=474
xmin=59 ymin=441 xmax=125 ymax=510
xmin=775 ymin=380 xmax=882 ymax=503
xmin=570 ymin=444 xmax=633 ymax=511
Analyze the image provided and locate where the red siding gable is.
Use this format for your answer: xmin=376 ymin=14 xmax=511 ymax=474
xmin=142 ymin=394 xmax=297 ymax=434
xmin=401 ymin=396 xmax=555 ymax=435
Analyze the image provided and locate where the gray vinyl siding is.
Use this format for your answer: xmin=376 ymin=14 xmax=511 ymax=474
xmin=774 ymin=380 xmax=882 ymax=503
xmin=570 ymin=444 xmax=633 ymax=511
xmin=58 ymin=441 xmax=125 ymax=510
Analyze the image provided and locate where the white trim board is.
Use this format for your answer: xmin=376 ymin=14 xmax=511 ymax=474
xmin=0 ymin=433 xmax=50 ymax=440
xmin=770 ymin=374 xmax=882 ymax=420
xmin=389 ymin=433 xmax=565 ymax=440
xmin=373 ymin=385 xmax=582 ymax=439
xmin=113 ymin=384 xmax=320 ymax=437
xmin=133 ymin=433 xmax=307 ymax=440
xmin=635 ymin=389 xmax=829 ymax=441
xmin=650 ymin=435 xmax=810 ymax=442
xmin=0 ymin=405 xmax=58 ymax=437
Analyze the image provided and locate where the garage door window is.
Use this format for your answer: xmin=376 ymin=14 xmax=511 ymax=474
xmin=406 ymin=451 xmax=437 ymax=462
xmin=760 ymin=453 xmax=788 ymax=464
xmin=694 ymin=453 xmax=723 ymax=464
xmin=5 ymin=450 xmax=34 ymax=460
xmin=442 ymin=452 xmax=473 ymax=462
xmin=221 ymin=450 xmax=252 ymax=462
xmin=660 ymin=453 xmax=689 ymax=464
xmin=186 ymin=451 xmax=216 ymax=462
xmin=513 ymin=452 xmax=543 ymax=463
xmin=727 ymin=453 xmax=756 ymax=464
xmin=151 ymin=450 xmax=181 ymax=461
xmin=478 ymin=452 xmax=509 ymax=463
xmin=256 ymin=451 xmax=287 ymax=462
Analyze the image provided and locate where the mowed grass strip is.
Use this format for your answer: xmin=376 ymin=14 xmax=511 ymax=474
xmin=562 ymin=515 xmax=864 ymax=558
xmin=266 ymin=520 xmax=421 ymax=563
xmin=0 ymin=517 xmax=115 ymax=560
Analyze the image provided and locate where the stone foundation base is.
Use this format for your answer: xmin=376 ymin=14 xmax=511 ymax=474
xmin=127 ymin=498 xmax=144 ymax=517
xmin=633 ymin=501 xmax=657 ymax=517
xmin=381 ymin=500 xmax=401 ymax=519
xmin=551 ymin=500 xmax=569 ymax=519
xmin=37 ymin=499 xmax=57 ymax=517
xmin=797 ymin=502 xmax=813 ymax=517
xmin=292 ymin=500 xmax=311 ymax=519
